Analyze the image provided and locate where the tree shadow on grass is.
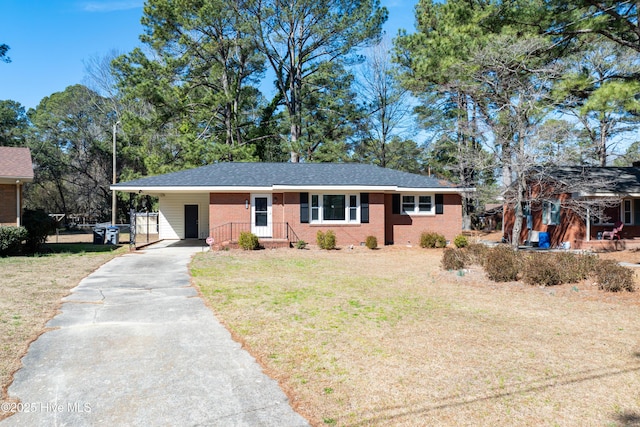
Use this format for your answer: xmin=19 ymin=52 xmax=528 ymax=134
xmin=41 ymin=243 xmax=123 ymax=254
xmin=614 ymin=411 xmax=640 ymax=427
xmin=343 ymin=362 xmax=640 ymax=426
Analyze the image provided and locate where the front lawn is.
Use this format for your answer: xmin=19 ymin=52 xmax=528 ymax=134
xmin=191 ymin=247 xmax=640 ymax=426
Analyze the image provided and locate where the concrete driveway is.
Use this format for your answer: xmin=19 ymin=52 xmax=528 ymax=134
xmin=2 ymin=240 xmax=309 ymax=426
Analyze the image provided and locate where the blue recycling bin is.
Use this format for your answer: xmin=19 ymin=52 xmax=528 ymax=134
xmin=539 ymin=232 xmax=550 ymax=249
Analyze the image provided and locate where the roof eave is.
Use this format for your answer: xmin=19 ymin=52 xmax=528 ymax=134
xmin=112 ymin=184 xmax=475 ymax=194
xmin=0 ymin=176 xmax=34 ymax=184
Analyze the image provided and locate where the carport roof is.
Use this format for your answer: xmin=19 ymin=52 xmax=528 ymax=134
xmin=112 ymin=162 xmax=469 ymax=193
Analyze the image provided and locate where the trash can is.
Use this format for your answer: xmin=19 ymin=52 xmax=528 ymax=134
xmin=105 ymin=226 xmax=120 ymax=245
xmin=93 ymin=227 xmax=106 ymax=245
xmin=539 ymin=232 xmax=550 ymax=249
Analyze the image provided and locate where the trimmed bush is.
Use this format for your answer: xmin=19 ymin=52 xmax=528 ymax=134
xmin=453 ymin=234 xmax=469 ymax=248
xmin=593 ymin=259 xmax=635 ymax=292
xmin=0 ymin=226 xmax=27 ymax=256
xmin=441 ymin=247 xmax=468 ymax=270
xmin=521 ymin=253 xmax=562 ymax=287
xmin=22 ymin=209 xmax=56 ymax=253
xmin=295 ymin=240 xmax=307 ymax=249
xmin=238 ymin=231 xmax=260 ymax=250
xmin=420 ymin=231 xmax=447 ymax=248
xmin=555 ymin=252 xmax=598 ymax=283
xmin=316 ymin=230 xmax=336 ymax=250
xmin=365 ymin=235 xmax=378 ymax=250
xmin=484 ymin=245 xmax=520 ymax=282
xmin=465 ymin=243 xmax=489 ymax=266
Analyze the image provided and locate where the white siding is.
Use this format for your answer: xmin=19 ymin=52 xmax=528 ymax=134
xmin=158 ymin=193 xmax=210 ymax=239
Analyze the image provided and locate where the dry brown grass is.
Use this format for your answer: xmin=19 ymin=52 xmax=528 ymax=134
xmin=191 ymin=246 xmax=640 ymax=426
xmin=0 ymin=246 xmax=125 ymax=419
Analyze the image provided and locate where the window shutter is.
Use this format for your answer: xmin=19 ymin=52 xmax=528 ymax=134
xmin=300 ymin=192 xmax=309 ymax=223
xmin=435 ymin=194 xmax=444 ymax=214
xmin=392 ymin=194 xmax=401 ymax=215
xmin=360 ymin=193 xmax=369 ymax=223
xmin=551 ymin=201 xmax=561 ymax=225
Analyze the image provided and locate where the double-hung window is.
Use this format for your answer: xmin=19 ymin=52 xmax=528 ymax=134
xmin=309 ymin=194 xmax=359 ymax=224
xmin=401 ymin=194 xmax=435 ymax=215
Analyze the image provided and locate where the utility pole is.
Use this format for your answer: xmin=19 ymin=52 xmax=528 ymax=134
xmin=111 ymin=121 xmax=120 ymax=225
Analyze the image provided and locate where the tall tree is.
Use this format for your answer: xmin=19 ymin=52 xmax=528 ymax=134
xmin=546 ymin=1 xmax=640 ymax=53
xmin=552 ymin=39 xmax=640 ymax=165
xmin=114 ymin=0 xmax=265 ymax=167
xmin=249 ymin=0 xmax=387 ymax=161
xmin=0 ymin=100 xmax=29 ymax=147
xmin=353 ymin=38 xmax=417 ymax=169
xmin=394 ymin=0 xmax=506 ymax=228
xmin=27 ymin=85 xmax=113 ymax=221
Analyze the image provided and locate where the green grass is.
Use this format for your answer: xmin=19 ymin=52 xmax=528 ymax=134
xmin=191 ymin=248 xmax=640 ymax=427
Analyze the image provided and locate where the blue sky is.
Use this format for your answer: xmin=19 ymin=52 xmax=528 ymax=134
xmin=0 ymin=0 xmax=417 ymax=111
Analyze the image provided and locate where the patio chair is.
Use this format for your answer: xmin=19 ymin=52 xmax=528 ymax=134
xmin=602 ymin=221 xmax=623 ymax=240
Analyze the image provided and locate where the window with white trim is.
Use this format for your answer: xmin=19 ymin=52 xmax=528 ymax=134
xmin=401 ymin=194 xmax=435 ymax=215
xmin=624 ymin=199 xmax=632 ymax=225
xmin=542 ymin=200 xmax=561 ymax=225
xmin=309 ymin=193 xmax=360 ymax=224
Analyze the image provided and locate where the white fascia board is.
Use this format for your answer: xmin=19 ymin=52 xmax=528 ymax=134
xmin=0 ymin=176 xmax=34 ymax=184
xmin=111 ymin=186 xmax=272 ymax=193
xmin=272 ymin=185 xmax=397 ymax=192
xmin=397 ymin=187 xmax=475 ymax=193
xmin=573 ymin=191 xmax=633 ymax=198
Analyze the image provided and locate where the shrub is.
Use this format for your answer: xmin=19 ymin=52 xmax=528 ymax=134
xmin=441 ymin=248 xmax=468 ymax=270
xmin=365 ymin=235 xmax=378 ymax=250
xmin=316 ymin=230 xmax=336 ymax=250
xmin=419 ymin=231 xmax=447 ymax=248
xmin=465 ymin=243 xmax=489 ymax=266
xmin=238 ymin=231 xmax=260 ymax=250
xmin=593 ymin=259 xmax=635 ymax=292
xmin=0 ymin=226 xmax=27 ymax=256
xmin=554 ymin=252 xmax=598 ymax=283
xmin=22 ymin=209 xmax=56 ymax=253
xmin=484 ymin=245 xmax=520 ymax=282
xmin=295 ymin=240 xmax=307 ymax=250
xmin=521 ymin=253 xmax=562 ymax=287
xmin=453 ymin=234 xmax=469 ymax=248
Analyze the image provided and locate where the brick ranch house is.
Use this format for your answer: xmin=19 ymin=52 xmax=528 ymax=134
xmin=112 ymin=162 xmax=472 ymax=247
xmin=503 ymin=166 xmax=640 ymax=250
xmin=0 ymin=147 xmax=34 ymax=227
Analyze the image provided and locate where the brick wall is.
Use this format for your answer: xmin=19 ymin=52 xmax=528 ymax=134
xmin=0 ymin=184 xmax=18 ymax=226
xmin=385 ymin=193 xmax=463 ymax=245
xmin=208 ymin=191 xmax=462 ymax=247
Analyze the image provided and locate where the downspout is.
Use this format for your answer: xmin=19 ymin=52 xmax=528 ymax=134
xmin=586 ymin=206 xmax=591 ymax=242
xmin=16 ymin=180 xmax=21 ymax=227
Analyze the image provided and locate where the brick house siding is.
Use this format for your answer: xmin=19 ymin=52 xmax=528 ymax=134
xmin=209 ymin=191 xmax=461 ymax=247
xmin=386 ymin=193 xmax=462 ymax=245
xmin=0 ymin=184 xmax=20 ymax=226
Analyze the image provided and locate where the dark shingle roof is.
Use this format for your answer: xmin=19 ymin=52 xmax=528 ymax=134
xmin=545 ymin=166 xmax=640 ymax=195
xmin=113 ymin=162 xmax=459 ymax=190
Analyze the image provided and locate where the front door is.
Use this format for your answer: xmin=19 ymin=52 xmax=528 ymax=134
xmin=184 ymin=204 xmax=199 ymax=239
xmin=251 ymin=194 xmax=272 ymax=238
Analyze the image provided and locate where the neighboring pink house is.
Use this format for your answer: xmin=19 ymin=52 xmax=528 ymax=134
xmin=112 ymin=162 xmax=471 ymax=247
xmin=0 ymin=147 xmax=34 ymax=227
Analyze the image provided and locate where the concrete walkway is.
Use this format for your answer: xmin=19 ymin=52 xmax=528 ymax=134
xmin=2 ymin=240 xmax=309 ymax=426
